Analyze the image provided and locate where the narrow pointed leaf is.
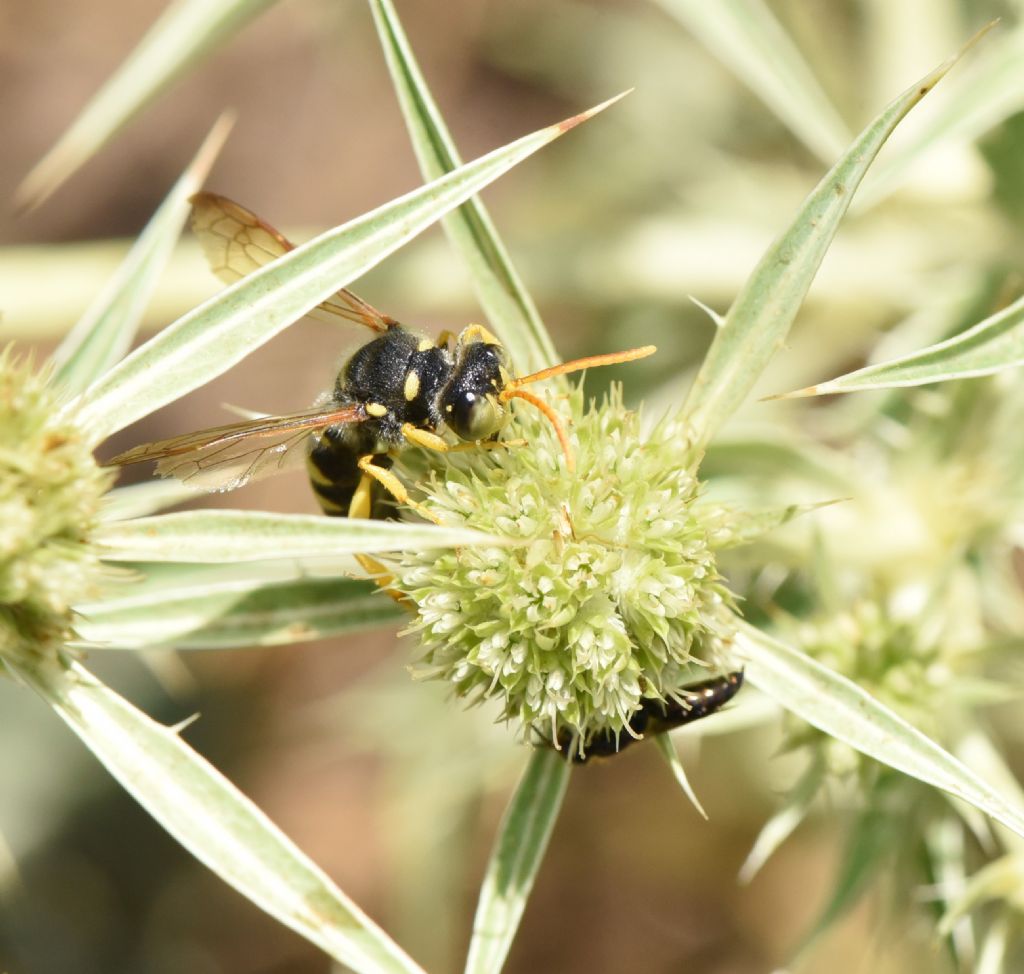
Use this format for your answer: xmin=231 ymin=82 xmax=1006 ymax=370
xmin=975 ymin=914 xmax=1010 ymax=974
xmin=94 ymin=510 xmax=500 ymax=562
xmin=652 ymin=732 xmax=707 ymax=819
xmin=700 ymin=432 xmax=855 ymax=491
xmin=680 ymin=32 xmax=984 ymax=453
xmin=940 ymin=855 xmax=1024 ymax=935
xmin=17 ymin=660 xmax=424 ymax=974
xmin=653 ymin=0 xmax=850 ymax=163
xmin=51 ymin=116 xmax=233 ymax=398
xmin=370 ymin=0 xmax=566 ymax=374
xmin=955 ymin=732 xmax=1024 ymax=853
xmin=100 ymin=480 xmax=202 ymax=521
xmin=16 ymin=0 xmax=274 ymax=210
xmin=464 ymin=750 xmax=569 ymax=974
xmin=737 ymin=623 xmax=1024 ymax=840
xmin=706 ymin=499 xmax=842 ymax=549
xmin=859 ymin=23 xmax=1024 ymax=209
xmin=776 ymin=292 xmax=1024 ymax=398
xmin=76 ymin=576 xmax=401 ymax=649
xmin=68 ymin=102 xmax=614 ymax=442
xmin=738 ymin=756 xmax=824 ymax=883
xmin=797 ymin=806 xmax=896 ymax=951
xmin=925 ymin=817 xmax=974 ymax=967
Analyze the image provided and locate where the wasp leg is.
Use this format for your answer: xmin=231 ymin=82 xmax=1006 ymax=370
xmin=458 ymin=323 xmax=502 ymax=347
xmin=400 ymin=423 xmax=525 ymax=453
xmin=435 ymin=329 xmax=456 ymax=348
xmin=357 ymin=454 xmax=441 ymax=524
xmin=345 ymin=470 xmax=413 ymax=608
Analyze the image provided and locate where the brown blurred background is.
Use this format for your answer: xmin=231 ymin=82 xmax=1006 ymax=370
xmin=0 ymin=0 xmax=1000 ymax=971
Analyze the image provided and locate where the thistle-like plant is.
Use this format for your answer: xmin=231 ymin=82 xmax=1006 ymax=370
xmin=9 ymin=2 xmax=1024 ymax=973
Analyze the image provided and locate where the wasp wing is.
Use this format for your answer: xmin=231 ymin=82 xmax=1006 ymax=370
xmin=189 ymin=191 xmax=394 ymax=333
xmin=110 ymin=403 xmax=366 ymax=492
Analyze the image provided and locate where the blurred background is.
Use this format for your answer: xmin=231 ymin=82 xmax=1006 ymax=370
xmin=2 ymin=0 xmax=1023 ymax=971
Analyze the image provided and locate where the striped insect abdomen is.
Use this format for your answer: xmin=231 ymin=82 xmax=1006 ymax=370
xmin=306 ymin=424 xmax=392 ymax=519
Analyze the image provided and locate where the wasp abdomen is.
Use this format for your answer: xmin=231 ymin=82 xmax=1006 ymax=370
xmin=307 ymin=424 xmax=393 ymax=518
xmin=559 ymin=670 xmax=744 ymax=765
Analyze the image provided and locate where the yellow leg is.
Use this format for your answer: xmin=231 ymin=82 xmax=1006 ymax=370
xmin=435 ymin=329 xmax=456 ymax=348
xmin=348 ymin=471 xmax=375 ymax=520
xmin=401 ymin=423 xmax=525 ymax=453
xmin=357 ymin=454 xmax=441 ymax=524
xmin=347 ymin=471 xmax=412 ymax=608
xmin=457 ymin=323 xmax=502 ymax=347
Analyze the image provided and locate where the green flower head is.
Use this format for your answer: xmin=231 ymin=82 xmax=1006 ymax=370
xmin=0 ymin=351 xmax=111 ymax=667
xmin=389 ymin=385 xmax=736 ymax=751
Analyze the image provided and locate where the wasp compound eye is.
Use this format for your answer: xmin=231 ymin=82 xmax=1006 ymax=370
xmin=448 ymin=390 xmax=503 ymax=441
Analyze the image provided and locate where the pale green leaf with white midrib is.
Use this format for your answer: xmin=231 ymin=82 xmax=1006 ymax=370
xmin=100 ymin=479 xmax=203 ymax=521
xmin=653 ymin=0 xmax=850 ymax=164
xmin=75 ymin=576 xmax=402 ymax=650
xmin=17 ymin=0 xmax=275 ymax=210
xmin=737 ymin=623 xmax=1024 ymax=841
xmin=18 ymin=660 xmax=424 ymax=974
xmin=93 ymin=510 xmax=502 ymax=562
xmin=857 ymin=21 xmax=1023 ymax=211
xmin=81 ymin=558 xmax=363 ymax=607
xmin=51 ymin=115 xmax=233 ymax=398
xmin=679 ymin=30 xmax=985 ymax=454
xmin=370 ymin=0 xmax=563 ymax=375
xmin=68 ymin=101 xmax=613 ymax=443
xmin=775 ymin=292 xmax=1024 ymax=398
xmin=464 ymin=749 xmax=570 ymax=974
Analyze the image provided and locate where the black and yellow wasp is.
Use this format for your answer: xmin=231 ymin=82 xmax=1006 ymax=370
xmin=112 ymin=192 xmax=654 ymax=524
xmin=112 ymin=193 xmax=742 ymax=760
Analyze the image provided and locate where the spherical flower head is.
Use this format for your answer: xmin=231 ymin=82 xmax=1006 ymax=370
xmin=0 ymin=352 xmax=111 ymax=668
xmin=786 ymin=600 xmax=956 ymax=779
xmin=388 ymin=384 xmax=735 ymax=751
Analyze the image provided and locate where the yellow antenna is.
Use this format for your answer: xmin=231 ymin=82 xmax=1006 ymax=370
xmin=500 ymin=345 xmax=656 ymax=469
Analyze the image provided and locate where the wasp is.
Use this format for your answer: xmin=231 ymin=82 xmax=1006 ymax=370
xmin=111 ymin=193 xmax=655 ymax=529
xmin=553 ymin=670 xmax=744 ymax=764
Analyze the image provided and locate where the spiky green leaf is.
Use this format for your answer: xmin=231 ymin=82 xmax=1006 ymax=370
xmin=17 ymin=660 xmax=424 ymax=974
xmin=16 ymin=0 xmax=274 ymax=209
xmin=463 ymin=749 xmax=569 ymax=974
xmin=68 ymin=100 xmax=618 ymax=443
xmin=369 ymin=0 xmax=562 ymax=374
xmin=776 ymin=292 xmax=1024 ymax=398
xmin=652 ymin=0 xmax=850 ymax=163
xmin=51 ymin=116 xmax=233 ymax=398
xmin=76 ymin=576 xmax=400 ymax=649
xmin=738 ymin=623 xmax=1024 ymax=840
xmin=652 ymin=732 xmax=707 ymax=819
xmin=679 ymin=30 xmax=987 ymax=453
xmin=94 ymin=510 xmax=500 ymax=562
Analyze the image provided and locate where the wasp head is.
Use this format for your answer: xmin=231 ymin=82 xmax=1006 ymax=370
xmin=441 ymin=326 xmax=510 ymax=441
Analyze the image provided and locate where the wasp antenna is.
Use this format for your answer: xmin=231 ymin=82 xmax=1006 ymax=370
xmin=503 ymin=388 xmax=575 ymax=472
xmin=509 ymin=345 xmax=656 ymax=389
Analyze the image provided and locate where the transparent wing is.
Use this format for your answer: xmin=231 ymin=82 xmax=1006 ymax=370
xmin=189 ymin=191 xmax=395 ymax=333
xmin=109 ymin=403 xmax=366 ymax=492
